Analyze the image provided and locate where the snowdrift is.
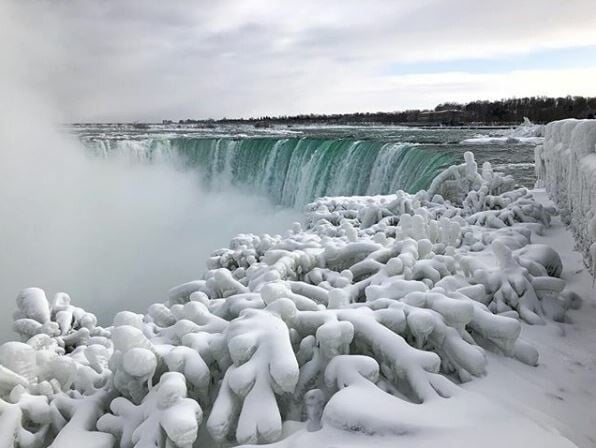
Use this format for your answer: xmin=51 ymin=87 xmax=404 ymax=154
xmin=0 ymin=152 xmax=583 ymax=448
xmin=535 ymin=119 xmax=596 ymax=268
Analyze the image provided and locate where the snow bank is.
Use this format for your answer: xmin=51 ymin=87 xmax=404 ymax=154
xmin=535 ymin=119 xmax=596 ymax=266
xmin=462 ymin=118 xmax=545 ymax=145
xmin=0 ymin=153 xmax=582 ymax=448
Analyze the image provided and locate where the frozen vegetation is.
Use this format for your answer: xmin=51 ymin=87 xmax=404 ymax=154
xmin=0 ymin=151 xmax=586 ymax=447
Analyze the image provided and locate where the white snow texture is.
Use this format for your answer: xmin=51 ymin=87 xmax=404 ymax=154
xmin=0 ymin=150 xmax=583 ymax=448
xmin=462 ymin=117 xmax=545 ymax=145
xmin=535 ymin=119 xmax=596 ymax=270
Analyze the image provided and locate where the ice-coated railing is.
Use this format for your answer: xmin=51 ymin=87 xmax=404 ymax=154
xmin=535 ymin=119 xmax=596 ymax=268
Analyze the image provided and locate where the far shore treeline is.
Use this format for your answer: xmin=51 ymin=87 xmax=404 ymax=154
xmin=159 ymin=96 xmax=596 ymax=128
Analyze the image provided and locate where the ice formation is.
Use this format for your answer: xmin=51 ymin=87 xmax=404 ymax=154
xmin=0 ymin=151 xmax=581 ymax=447
xmin=462 ymin=117 xmax=545 ymax=145
xmin=535 ymin=119 xmax=596 ymax=270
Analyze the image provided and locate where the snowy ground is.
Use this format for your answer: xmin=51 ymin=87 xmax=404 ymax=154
xmin=252 ymin=190 xmax=596 ymax=448
xmin=466 ymin=190 xmax=596 ymax=448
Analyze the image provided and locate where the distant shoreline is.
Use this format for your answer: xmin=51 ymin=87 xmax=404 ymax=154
xmin=69 ymin=122 xmax=515 ymax=129
xmin=68 ymin=96 xmax=596 ymax=128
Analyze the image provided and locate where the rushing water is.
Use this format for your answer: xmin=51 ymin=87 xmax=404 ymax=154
xmin=84 ymin=137 xmax=454 ymax=207
xmin=74 ymin=123 xmax=538 ymax=208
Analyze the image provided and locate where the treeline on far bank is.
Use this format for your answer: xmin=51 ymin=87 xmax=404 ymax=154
xmin=170 ymin=96 xmax=596 ymax=127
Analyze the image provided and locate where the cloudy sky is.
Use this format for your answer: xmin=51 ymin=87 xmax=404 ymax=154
xmin=3 ymin=0 xmax=596 ymax=122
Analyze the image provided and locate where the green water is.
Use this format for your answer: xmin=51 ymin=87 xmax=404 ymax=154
xmin=87 ymin=136 xmax=455 ymax=207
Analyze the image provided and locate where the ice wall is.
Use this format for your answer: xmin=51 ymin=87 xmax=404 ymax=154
xmin=535 ymin=119 xmax=596 ymax=263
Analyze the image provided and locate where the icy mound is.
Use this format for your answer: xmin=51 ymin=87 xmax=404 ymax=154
xmin=0 ymin=152 xmax=581 ymax=448
xmin=535 ymin=119 xmax=596 ymax=270
xmin=462 ymin=118 xmax=545 ymax=145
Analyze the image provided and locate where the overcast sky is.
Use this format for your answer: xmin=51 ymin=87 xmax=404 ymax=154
xmin=3 ymin=0 xmax=596 ymax=122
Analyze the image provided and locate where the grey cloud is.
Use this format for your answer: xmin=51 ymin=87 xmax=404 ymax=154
xmin=3 ymin=0 xmax=596 ymax=121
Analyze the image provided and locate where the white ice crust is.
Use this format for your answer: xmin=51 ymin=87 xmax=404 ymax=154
xmin=0 ymin=151 xmax=582 ymax=447
xmin=462 ymin=118 xmax=545 ymax=145
xmin=535 ymin=119 xmax=596 ymax=272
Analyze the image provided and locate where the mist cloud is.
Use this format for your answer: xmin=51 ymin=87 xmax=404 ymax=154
xmin=0 ymin=1 xmax=300 ymax=339
xmin=0 ymin=112 xmax=300 ymax=340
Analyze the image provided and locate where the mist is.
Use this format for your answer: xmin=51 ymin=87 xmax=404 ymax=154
xmin=0 ymin=1 xmax=300 ymax=340
xmin=0 ymin=108 xmax=300 ymax=340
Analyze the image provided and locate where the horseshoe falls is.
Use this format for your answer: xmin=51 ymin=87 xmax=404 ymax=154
xmin=84 ymin=137 xmax=455 ymax=207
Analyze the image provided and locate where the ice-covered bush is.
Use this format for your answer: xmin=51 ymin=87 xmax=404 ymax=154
xmin=0 ymin=151 xmax=580 ymax=447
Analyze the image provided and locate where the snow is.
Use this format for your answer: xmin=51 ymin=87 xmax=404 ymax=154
xmin=255 ymin=387 xmax=577 ymax=448
xmin=0 ymin=150 xmax=594 ymax=448
xmin=535 ymin=119 xmax=596 ymax=266
xmin=463 ymin=136 xmax=544 ymax=145
xmin=246 ymin=190 xmax=596 ymax=448
xmin=467 ymin=190 xmax=596 ymax=448
xmin=462 ymin=118 xmax=545 ymax=145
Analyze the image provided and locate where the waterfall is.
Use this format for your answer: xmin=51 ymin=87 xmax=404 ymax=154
xmin=83 ymin=137 xmax=455 ymax=207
